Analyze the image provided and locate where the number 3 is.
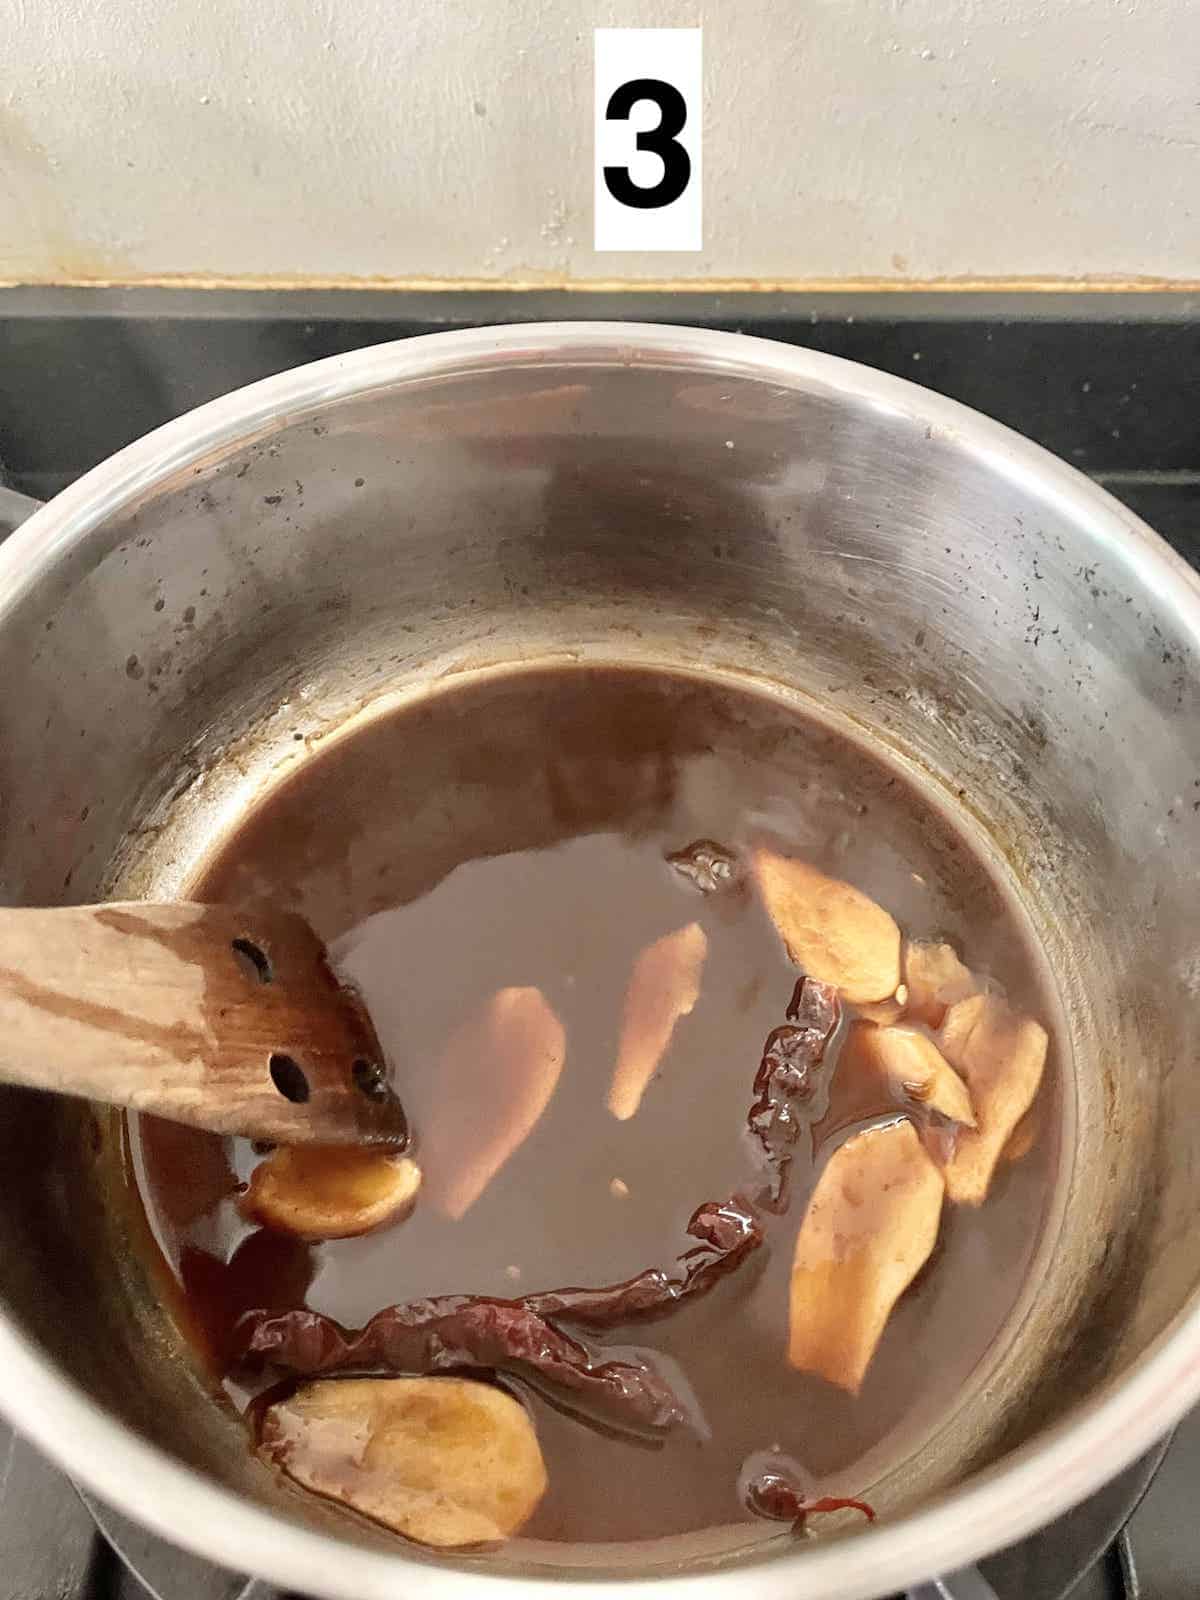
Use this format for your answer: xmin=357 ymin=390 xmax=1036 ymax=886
xmin=603 ymin=78 xmax=691 ymax=210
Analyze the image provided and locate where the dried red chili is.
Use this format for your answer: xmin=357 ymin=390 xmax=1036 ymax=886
xmin=749 ymin=978 xmax=840 ymax=1211
xmin=237 ymin=1196 xmax=762 ymax=1433
xmin=525 ymin=1196 xmax=762 ymax=1327
xmin=236 ymin=1295 xmax=686 ymax=1433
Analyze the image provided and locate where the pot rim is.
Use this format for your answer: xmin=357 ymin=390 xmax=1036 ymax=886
xmin=3 ymin=320 xmax=1199 ymax=1599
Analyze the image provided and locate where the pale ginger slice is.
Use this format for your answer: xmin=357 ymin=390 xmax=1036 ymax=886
xmin=818 ymin=1021 xmax=973 ymax=1143
xmin=607 ymin=922 xmax=707 ymax=1120
xmin=260 ymin=1376 xmax=547 ymax=1547
xmin=904 ymin=940 xmax=979 ymax=1027
xmin=937 ymin=993 xmax=1048 ymax=1205
xmin=790 ymin=1120 xmax=947 ymax=1395
xmin=423 ymin=987 xmax=565 ymax=1220
xmin=751 ymin=848 xmax=901 ymax=1003
xmin=858 ymin=1024 xmax=975 ymax=1127
xmin=1002 ymin=1104 xmax=1040 ymax=1164
xmin=788 ymin=1119 xmax=944 ymax=1394
xmin=241 ymin=1147 xmax=422 ymax=1240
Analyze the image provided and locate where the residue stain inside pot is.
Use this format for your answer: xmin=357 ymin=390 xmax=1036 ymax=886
xmin=128 ymin=665 xmax=1061 ymax=1556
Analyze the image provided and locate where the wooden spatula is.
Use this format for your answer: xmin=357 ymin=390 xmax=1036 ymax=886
xmin=0 ymin=902 xmax=408 ymax=1145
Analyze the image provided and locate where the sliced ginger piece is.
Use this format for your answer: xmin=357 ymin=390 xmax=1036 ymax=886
xmin=607 ymin=922 xmax=707 ymax=1120
xmin=904 ymin=940 xmax=979 ymax=1028
xmin=260 ymin=1376 xmax=547 ymax=1547
xmin=814 ymin=1022 xmax=901 ymax=1141
xmin=424 ymin=986 xmax=565 ymax=1220
xmin=817 ymin=1020 xmax=972 ymax=1144
xmin=937 ymin=993 xmax=1048 ymax=1205
xmin=241 ymin=1147 xmax=422 ymax=1240
xmin=788 ymin=1119 xmax=944 ymax=1394
xmin=751 ymin=848 xmax=901 ymax=1003
xmin=1002 ymin=1104 xmax=1040 ymax=1164
xmin=858 ymin=1023 xmax=975 ymax=1127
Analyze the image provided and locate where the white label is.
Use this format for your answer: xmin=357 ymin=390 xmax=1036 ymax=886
xmin=594 ymin=28 xmax=702 ymax=252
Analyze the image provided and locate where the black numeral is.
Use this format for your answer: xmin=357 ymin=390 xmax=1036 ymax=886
xmin=603 ymin=78 xmax=691 ymax=209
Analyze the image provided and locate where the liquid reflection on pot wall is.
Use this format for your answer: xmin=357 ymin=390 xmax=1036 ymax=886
xmin=0 ymin=0 xmax=1197 ymax=289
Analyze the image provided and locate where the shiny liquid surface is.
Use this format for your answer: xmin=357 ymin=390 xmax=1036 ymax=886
xmin=130 ymin=665 xmax=1060 ymax=1554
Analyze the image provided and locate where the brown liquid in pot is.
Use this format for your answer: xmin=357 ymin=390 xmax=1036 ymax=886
xmin=128 ymin=665 xmax=1061 ymax=1550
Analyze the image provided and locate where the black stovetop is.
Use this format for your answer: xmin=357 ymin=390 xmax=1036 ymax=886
xmin=0 ymin=287 xmax=1197 ymax=1600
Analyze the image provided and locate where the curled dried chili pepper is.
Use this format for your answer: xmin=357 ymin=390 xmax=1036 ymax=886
xmin=236 ymin=1198 xmax=762 ymax=1434
xmin=236 ymin=1295 xmax=686 ymax=1434
xmin=525 ymin=1196 xmax=762 ymax=1327
xmin=749 ymin=978 xmax=840 ymax=1211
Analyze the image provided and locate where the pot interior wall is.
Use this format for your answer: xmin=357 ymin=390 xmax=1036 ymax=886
xmin=0 ymin=344 xmax=1198 ymax=1573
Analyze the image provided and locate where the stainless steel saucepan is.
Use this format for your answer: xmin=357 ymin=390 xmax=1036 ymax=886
xmin=1 ymin=323 xmax=1198 ymax=1600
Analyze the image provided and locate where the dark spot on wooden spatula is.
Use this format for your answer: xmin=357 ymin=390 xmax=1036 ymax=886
xmin=269 ymin=1053 xmax=310 ymax=1103
xmin=352 ymin=1057 xmax=390 ymax=1102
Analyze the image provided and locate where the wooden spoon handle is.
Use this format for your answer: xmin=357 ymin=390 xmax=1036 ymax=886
xmin=0 ymin=902 xmax=407 ymax=1145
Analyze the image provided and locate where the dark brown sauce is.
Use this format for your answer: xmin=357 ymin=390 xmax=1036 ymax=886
xmin=128 ymin=665 xmax=1060 ymax=1551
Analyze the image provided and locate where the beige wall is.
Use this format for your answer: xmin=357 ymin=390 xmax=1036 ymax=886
xmin=1 ymin=0 xmax=1197 ymax=288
